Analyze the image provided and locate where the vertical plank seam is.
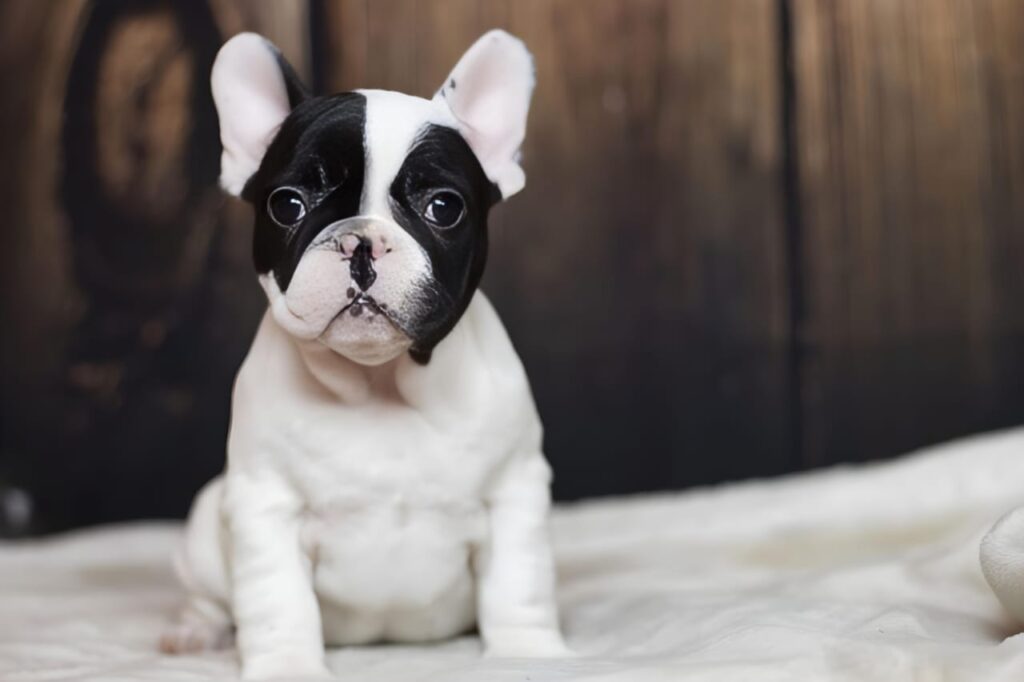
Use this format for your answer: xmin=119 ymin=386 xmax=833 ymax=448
xmin=308 ymin=0 xmax=326 ymax=94
xmin=777 ymin=0 xmax=808 ymax=472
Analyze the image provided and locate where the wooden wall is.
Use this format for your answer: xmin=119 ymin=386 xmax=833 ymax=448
xmin=0 ymin=0 xmax=1021 ymax=533
xmin=792 ymin=0 xmax=1024 ymax=465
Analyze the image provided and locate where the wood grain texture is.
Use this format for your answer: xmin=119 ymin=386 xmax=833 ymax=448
xmin=318 ymin=0 xmax=794 ymax=498
xmin=0 ymin=1 xmax=309 ymax=532
xmin=0 ymin=1 xmax=92 ymax=533
xmin=792 ymin=0 xmax=1024 ymax=466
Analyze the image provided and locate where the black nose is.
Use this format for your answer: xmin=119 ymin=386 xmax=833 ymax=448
xmin=349 ymin=239 xmax=377 ymax=291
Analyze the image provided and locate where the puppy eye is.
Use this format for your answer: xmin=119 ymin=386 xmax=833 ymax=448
xmin=267 ymin=187 xmax=307 ymax=227
xmin=423 ymin=191 xmax=465 ymax=228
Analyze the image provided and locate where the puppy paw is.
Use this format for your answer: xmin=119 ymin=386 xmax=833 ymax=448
xmin=483 ymin=627 xmax=573 ymax=658
xmin=242 ymin=653 xmax=332 ymax=680
xmin=159 ymin=620 xmax=232 ymax=654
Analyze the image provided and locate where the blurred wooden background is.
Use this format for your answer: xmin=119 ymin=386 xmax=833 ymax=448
xmin=1 ymin=0 xmax=1021 ymax=533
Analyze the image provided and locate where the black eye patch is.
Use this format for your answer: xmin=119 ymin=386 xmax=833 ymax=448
xmin=243 ymin=92 xmax=367 ymax=291
xmin=388 ymin=124 xmax=501 ymax=360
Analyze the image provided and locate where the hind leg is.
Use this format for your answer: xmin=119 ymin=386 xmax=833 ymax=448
xmin=160 ymin=476 xmax=234 ymax=654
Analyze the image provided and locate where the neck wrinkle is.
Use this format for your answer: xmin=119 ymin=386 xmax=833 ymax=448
xmin=296 ymin=340 xmax=405 ymax=405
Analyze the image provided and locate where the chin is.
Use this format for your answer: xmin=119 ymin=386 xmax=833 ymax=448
xmin=318 ymin=310 xmax=413 ymax=366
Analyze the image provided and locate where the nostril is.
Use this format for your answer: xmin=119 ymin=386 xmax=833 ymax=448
xmin=339 ymin=233 xmax=363 ymax=257
xmin=369 ymin=239 xmax=390 ymax=260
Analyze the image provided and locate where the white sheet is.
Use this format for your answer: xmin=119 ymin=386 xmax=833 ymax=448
xmin=2 ymin=428 xmax=1023 ymax=681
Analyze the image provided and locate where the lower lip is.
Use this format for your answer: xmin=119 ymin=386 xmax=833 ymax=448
xmin=340 ymin=294 xmax=389 ymax=319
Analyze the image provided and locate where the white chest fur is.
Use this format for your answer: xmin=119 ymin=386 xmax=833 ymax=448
xmin=227 ymin=295 xmax=537 ymax=612
xmin=213 ymin=292 xmax=557 ymax=651
xmin=229 ymin=291 xmax=541 ymax=498
xmin=170 ymin=297 xmax=565 ymax=679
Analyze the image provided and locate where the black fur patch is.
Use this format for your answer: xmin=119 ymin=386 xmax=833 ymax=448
xmin=242 ymin=92 xmax=367 ymax=292
xmin=388 ymin=124 xmax=501 ymax=358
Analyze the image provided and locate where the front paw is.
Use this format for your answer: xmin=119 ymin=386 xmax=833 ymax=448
xmin=242 ymin=652 xmax=332 ymax=680
xmin=483 ymin=627 xmax=573 ymax=658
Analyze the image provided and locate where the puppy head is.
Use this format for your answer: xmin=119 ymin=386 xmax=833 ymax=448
xmin=211 ymin=31 xmax=534 ymax=365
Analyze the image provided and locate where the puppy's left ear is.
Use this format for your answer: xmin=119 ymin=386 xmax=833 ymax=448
xmin=211 ymin=33 xmax=309 ymax=196
xmin=434 ymin=30 xmax=535 ymax=199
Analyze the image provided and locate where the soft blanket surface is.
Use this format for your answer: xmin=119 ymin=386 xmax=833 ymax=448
xmin=3 ymin=429 xmax=1024 ymax=682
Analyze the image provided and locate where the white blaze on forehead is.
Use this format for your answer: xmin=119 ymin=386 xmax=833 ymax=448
xmin=358 ymin=89 xmax=459 ymax=218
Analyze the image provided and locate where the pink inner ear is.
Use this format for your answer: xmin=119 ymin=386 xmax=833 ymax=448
xmin=211 ymin=33 xmax=293 ymax=196
xmin=463 ymin=93 xmax=510 ymax=138
xmin=437 ymin=30 xmax=534 ymax=198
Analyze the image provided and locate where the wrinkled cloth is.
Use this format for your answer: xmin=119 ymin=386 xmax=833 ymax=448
xmin=983 ymin=506 xmax=1024 ymax=624
xmin=2 ymin=428 xmax=1023 ymax=681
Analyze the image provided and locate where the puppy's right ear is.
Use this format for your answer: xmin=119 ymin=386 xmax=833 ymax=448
xmin=211 ymin=33 xmax=308 ymax=196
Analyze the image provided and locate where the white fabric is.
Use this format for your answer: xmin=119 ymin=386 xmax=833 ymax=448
xmin=983 ymin=507 xmax=1024 ymax=623
xmin=2 ymin=428 xmax=1023 ymax=681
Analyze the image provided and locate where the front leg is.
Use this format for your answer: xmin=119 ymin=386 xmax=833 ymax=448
xmin=225 ymin=472 xmax=330 ymax=679
xmin=476 ymin=454 xmax=569 ymax=657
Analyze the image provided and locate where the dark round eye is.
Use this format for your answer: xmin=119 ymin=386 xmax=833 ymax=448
xmin=423 ymin=191 xmax=465 ymax=228
xmin=267 ymin=187 xmax=307 ymax=227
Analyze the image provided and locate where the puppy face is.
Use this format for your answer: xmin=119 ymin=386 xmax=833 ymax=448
xmin=247 ymin=92 xmax=496 ymax=365
xmin=211 ymin=32 xmax=534 ymax=364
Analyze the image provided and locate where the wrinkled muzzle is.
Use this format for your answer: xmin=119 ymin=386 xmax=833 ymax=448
xmin=261 ymin=216 xmax=433 ymax=364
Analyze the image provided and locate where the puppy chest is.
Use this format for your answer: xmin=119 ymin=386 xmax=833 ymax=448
xmin=279 ymin=405 xmax=506 ymax=502
xmin=303 ymin=501 xmax=487 ymax=610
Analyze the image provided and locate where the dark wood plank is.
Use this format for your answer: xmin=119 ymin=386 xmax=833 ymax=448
xmin=0 ymin=1 xmax=310 ymax=533
xmin=1 ymin=1 xmax=98 ymax=535
xmin=792 ymin=0 xmax=1024 ymax=466
xmin=0 ymin=3 xmax=85 ymax=394
xmin=317 ymin=0 xmax=794 ymax=498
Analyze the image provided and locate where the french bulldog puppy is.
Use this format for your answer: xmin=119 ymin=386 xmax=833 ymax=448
xmin=160 ymin=30 xmax=566 ymax=679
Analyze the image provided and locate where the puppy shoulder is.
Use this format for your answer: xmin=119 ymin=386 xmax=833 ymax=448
xmin=485 ymin=449 xmax=553 ymax=506
xmin=232 ymin=312 xmax=309 ymax=401
xmin=463 ymin=291 xmax=528 ymax=377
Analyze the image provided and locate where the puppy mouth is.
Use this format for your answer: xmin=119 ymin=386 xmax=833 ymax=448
xmin=339 ymin=292 xmax=387 ymax=319
xmin=326 ymin=291 xmax=412 ymax=339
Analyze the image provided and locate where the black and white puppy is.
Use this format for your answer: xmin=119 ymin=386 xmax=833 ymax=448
xmin=160 ymin=31 xmax=566 ymax=679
